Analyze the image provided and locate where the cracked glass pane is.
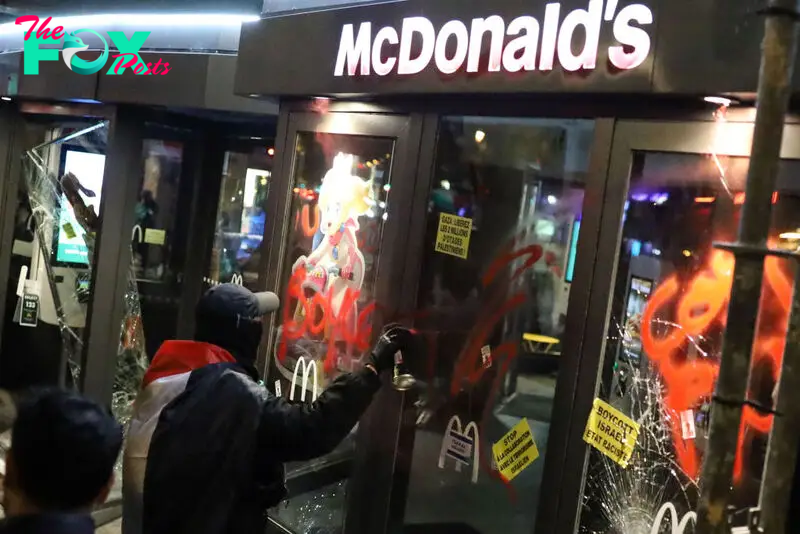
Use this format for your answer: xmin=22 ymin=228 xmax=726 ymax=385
xmin=21 ymin=121 xmax=109 ymax=388
xmin=579 ymin=146 xmax=800 ymax=532
xmin=18 ymin=121 xmax=149 ymax=505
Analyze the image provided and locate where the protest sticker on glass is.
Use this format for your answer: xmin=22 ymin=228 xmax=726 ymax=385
xmin=583 ymin=398 xmax=640 ymax=468
xmin=492 ymin=418 xmax=539 ymax=483
xmin=144 ymin=228 xmax=166 ymax=245
xmin=435 ymin=212 xmax=472 ymax=260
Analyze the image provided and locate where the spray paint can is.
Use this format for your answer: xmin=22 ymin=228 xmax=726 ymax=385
xmin=392 ymin=349 xmax=416 ymax=391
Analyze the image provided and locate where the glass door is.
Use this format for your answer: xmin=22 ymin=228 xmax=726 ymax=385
xmin=395 ymin=116 xmax=605 ymax=534
xmin=264 ymin=110 xmax=421 ymax=534
xmin=562 ymin=119 xmax=800 ymax=533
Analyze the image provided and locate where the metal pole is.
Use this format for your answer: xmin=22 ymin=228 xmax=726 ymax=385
xmin=696 ymin=1 xmax=800 ymax=532
xmin=759 ymin=264 xmax=800 ymax=532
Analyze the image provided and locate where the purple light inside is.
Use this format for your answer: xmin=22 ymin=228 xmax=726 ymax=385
xmin=651 ymin=193 xmax=669 ymax=205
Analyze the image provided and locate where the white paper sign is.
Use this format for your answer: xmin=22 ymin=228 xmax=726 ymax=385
xmin=445 ymin=429 xmax=474 ymax=466
xmin=481 ymin=345 xmax=492 ymax=368
xmin=438 ymin=416 xmax=480 ymax=483
xmin=680 ymin=410 xmax=696 ymax=440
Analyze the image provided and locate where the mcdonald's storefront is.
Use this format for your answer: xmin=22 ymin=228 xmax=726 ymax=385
xmin=233 ymin=0 xmax=800 ymax=532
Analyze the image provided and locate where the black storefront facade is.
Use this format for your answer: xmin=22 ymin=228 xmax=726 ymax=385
xmin=0 ymin=11 xmax=281 ymax=524
xmin=233 ymin=1 xmax=800 ymax=533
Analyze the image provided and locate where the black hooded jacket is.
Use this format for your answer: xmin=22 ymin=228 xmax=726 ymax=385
xmin=122 ymin=334 xmax=381 ymax=534
xmin=0 ymin=514 xmax=94 ymax=534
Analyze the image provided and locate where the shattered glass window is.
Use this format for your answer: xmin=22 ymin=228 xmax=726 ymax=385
xmin=20 ymin=122 xmax=109 ymax=389
xmin=578 ymin=150 xmax=800 ymax=533
xmin=19 ymin=120 xmax=148 ymax=503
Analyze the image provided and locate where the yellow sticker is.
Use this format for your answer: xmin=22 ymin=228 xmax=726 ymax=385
xmin=435 ymin=212 xmax=472 ymax=259
xmin=492 ymin=418 xmax=539 ymax=482
xmin=144 ymin=228 xmax=167 ymax=246
xmin=583 ymin=398 xmax=640 ymax=468
xmin=62 ymin=222 xmax=77 ymax=239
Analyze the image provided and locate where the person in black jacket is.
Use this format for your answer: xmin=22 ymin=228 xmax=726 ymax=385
xmin=122 ymin=283 xmax=414 ymax=534
xmin=2 ymin=389 xmax=123 ymax=534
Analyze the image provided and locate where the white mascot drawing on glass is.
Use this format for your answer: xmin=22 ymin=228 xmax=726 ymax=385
xmin=292 ymin=152 xmax=370 ymax=339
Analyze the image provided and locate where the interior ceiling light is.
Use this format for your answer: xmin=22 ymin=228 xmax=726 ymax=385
xmin=0 ymin=96 xmax=10 ymax=101
xmin=704 ymin=96 xmax=733 ymax=107
xmin=779 ymin=231 xmax=800 ymax=240
xmin=474 ymin=130 xmax=486 ymax=144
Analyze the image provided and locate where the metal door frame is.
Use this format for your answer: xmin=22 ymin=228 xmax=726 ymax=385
xmin=0 ymin=103 xmax=24 ymax=356
xmin=553 ymin=119 xmax=800 ymax=533
xmin=260 ymin=103 xmax=426 ymax=534
xmin=81 ymin=105 xmax=145 ymax=404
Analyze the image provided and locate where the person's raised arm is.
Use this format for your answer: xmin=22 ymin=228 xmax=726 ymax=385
xmin=257 ymin=327 xmax=414 ymax=462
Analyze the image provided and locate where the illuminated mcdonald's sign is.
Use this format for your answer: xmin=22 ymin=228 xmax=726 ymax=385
xmin=334 ymin=0 xmax=654 ymax=78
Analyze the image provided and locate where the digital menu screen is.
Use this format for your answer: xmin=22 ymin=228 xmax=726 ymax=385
xmin=55 ymin=150 xmax=105 ymax=266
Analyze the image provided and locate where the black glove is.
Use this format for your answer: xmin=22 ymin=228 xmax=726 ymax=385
xmin=368 ymin=326 xmax=415 ymax=374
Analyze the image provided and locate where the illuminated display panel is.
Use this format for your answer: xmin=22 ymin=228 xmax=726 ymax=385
xmin=54 ymin=149 xmax=106 ymax=267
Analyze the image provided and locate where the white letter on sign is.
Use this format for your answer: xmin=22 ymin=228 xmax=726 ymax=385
xmin=557 ymin=0 xmax=603 ymax=71
xmin=467 ymin=15 xmax=505 ymax=73
xmin=372 ymin=26 xmax=399 ymax=76
xmin=434 ymin=20 xmax=469 ymax=75
xmin=538 ymin=3 xmax=561 ymax=71
xmin=609 ymin=4 xmax=653 ymax=70
xmin=398 ymin=17 xmax=435 ymax=75
xmin=334 ymin=22 xmax=372 ymax=76
xmin=502 ymin=16 xmax=540 ymax=73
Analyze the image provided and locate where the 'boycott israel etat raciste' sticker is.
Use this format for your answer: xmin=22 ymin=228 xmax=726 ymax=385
xmin=583 ymin=398 xmax=640 ymax=468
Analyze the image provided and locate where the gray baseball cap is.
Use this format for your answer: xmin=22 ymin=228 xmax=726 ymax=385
xmin=197 ymin=283 xmax=280 ymax=319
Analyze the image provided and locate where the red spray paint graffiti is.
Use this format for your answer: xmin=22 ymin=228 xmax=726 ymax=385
xmin=640 ymin=244 xmax=792 ymax=483
xmin=279 ymin=264 xmax=377 ymax=373
xmin=279 ymin=222 xmax=550 ymax=495
xmin=444 ymin=241 xmax=544 ymax=493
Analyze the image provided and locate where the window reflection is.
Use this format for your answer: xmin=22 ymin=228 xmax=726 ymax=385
xmin=133 ymin=140 xmax=183 ymax=282
xmin=208 ymin=148 xmax=274 ymax=290
xmin=404 ymin=117 xmax=594 ymax=533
